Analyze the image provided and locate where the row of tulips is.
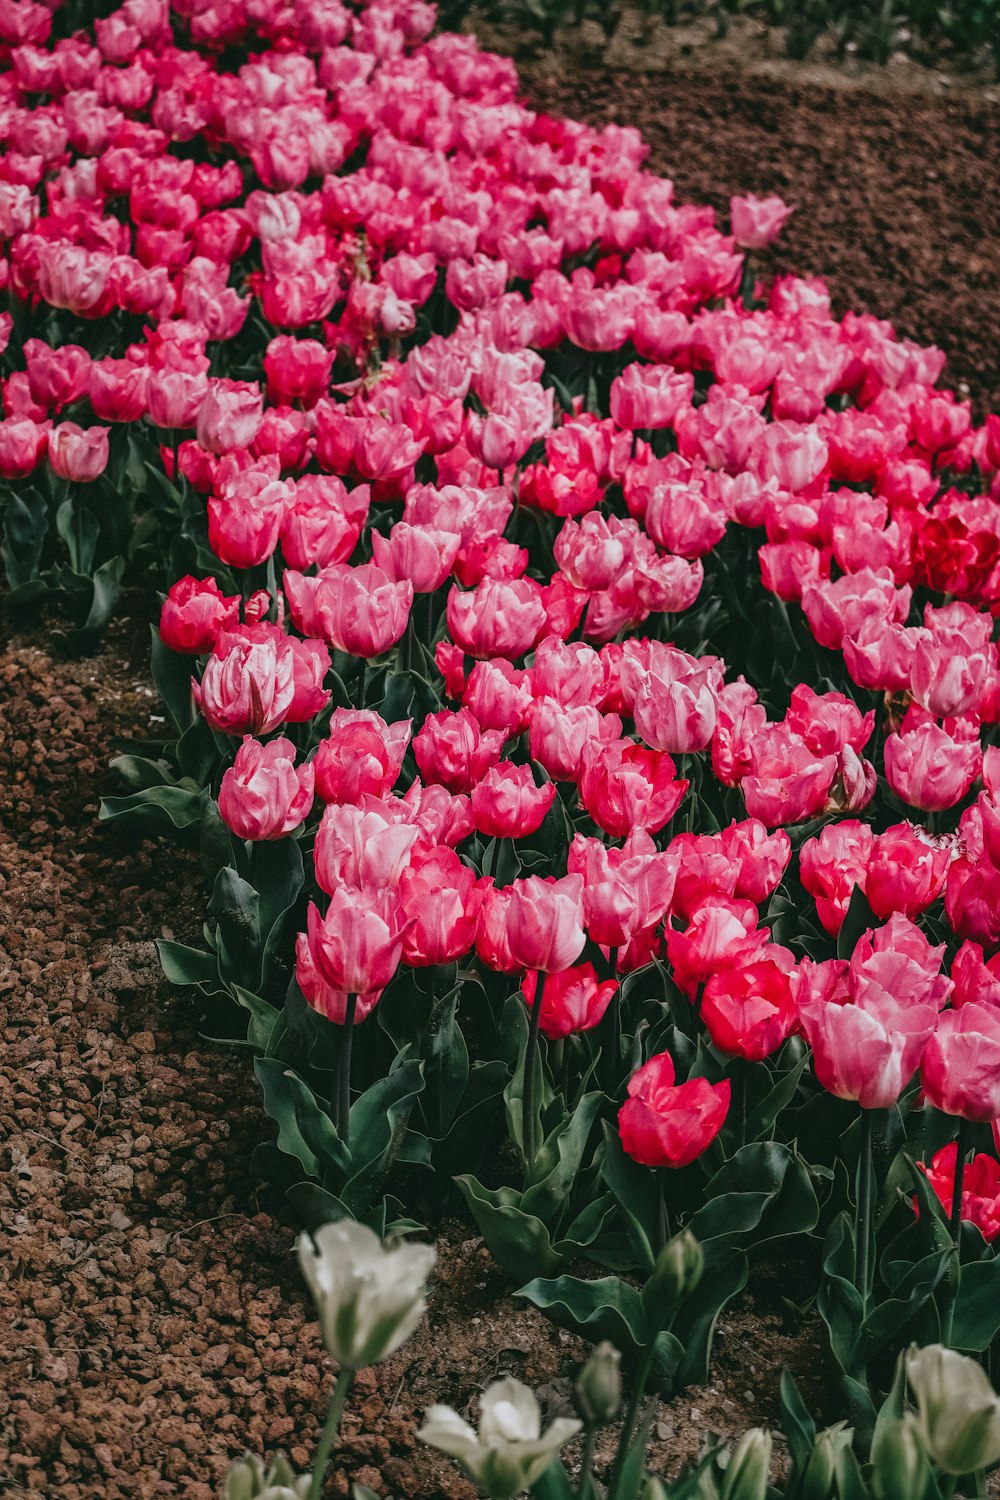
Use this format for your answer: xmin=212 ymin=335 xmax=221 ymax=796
xmin=3 ymin=0 xmax=999 ymax=1435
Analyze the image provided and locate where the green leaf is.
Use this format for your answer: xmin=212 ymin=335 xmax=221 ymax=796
xmin=209 ymin=866 xmax=261 ymax=989
xmin=56 ymin=496 xmax=99 ymax=576
xmin=82 ymin=554 xmax=125 ymax=633
xmin=527 ymin=1460 xmax=576 ymax=1500
xmin=599 ymin=1124 xmax=659 ymax=1275
xmin=340 ymin=1056 xmax=426 ymax=1216
xmin=231 ymin=984 xmax=281 ymax=1052
xmin=175 ymin=715 xmax=222 ymax=785
xmin=522 ymin=1091 xmax=603 ymax=1224
xmin=516 ymin=1273 xmax=652 ymax=1362
xmin=109 ymin=753 xmax=177 ymax=791
xmin=950 ymin=1257 xmax=1000 ymax=1352
xmin=2 ymin=487 xmax=48 ymax=588
xmin=504 ymin=1008 xmax=552 ymax=1165
xmin=817 ymin=1211 xmax=865 ymax=1380
xmin=744 ymin=1049 xmax=810 ymax=1141
xmin=836 ymin=884 xmax=877 ymax=961
xmin=454 ymin=1175 xmax=563 ymax=1279
xmin=688 ymin=1142 xmax=819 ymax=1247
xmin=672 ymin=1238 xmax=749 ymax=1388
xmin=99 ymin=782 xmax=209 ymax=841
xmin=157 ymin=939 xmax=220 ymax=989
xmin=249 ymin=836 xmax=305 ymax=980
xmin=779 ymin=1369 xmax=816 ymax=1472
xmin=254 ymin=1058 xmax=350 ymax=1181
xmin=421 ymin=986 xmax=470 ymax=1140
xmin=151 ymin=626 xmax=195 ymax=734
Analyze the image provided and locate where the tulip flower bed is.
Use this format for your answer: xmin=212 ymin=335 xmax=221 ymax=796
xmin=4 ymin=0 xmax=1000 ymax=1455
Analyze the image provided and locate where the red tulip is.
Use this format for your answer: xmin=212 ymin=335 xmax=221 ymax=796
xmin=579 ymin=738 xmax=688 ymax=839
xmin=701 ymin=953 xmax=798 ymax=1062
xmin=619 ymin=1051 xmax=730 ymax=1168
xmin=399 ymin=846 xmax=489 ymax=967
xmin=917 ymin=1144 xmax=1000 ymax=1243
xmin=159 ymin=575 xmax=240 ymax=656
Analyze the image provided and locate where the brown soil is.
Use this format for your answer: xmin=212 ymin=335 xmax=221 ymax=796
xmin=504 ymin=28 xmax=1000 ymax=419
xmin=3 ymin=33 xmax=996 ymax=1500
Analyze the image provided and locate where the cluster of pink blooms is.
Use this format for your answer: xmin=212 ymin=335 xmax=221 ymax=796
xmin=8 ymin=0 xmax=1000 ymax=1186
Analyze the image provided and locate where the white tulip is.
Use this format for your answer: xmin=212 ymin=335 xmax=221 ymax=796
xmin=418 ymin=1376 xmax=581 ymax=1499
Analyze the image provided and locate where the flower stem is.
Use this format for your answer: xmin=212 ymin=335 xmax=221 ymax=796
xmin=522 ymin=973 xmax=543 ymax=1178
xmin=578 ymin=1423 xmax=598 ymax=1499
xmin=950 ymin=1117 xmax=971 ymax=1242
xmin=656 ymin=1170 xmax=672 ymax=1254
xmin=337 ymin=994 xmax=357 ymax=1144
xmin=856 ymin=1108 xmax=875 ymax=1310
xmin=609 ymin=1339 xmax=659 ymax=1495
xmin=307 ymin=1365 xmax=355 ymax=1500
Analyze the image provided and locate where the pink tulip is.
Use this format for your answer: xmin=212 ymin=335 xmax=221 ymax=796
xmin=218 ymin=736 xmax=314 ymax=841
xmin=503 ymin=873 xmax=587 ymax=974
xmin=194 ymin=632 xmax=296 ymax=737
xmin=471 ymin=762 xmax=557 ymax=838
xmin=446 ymin=577 xmax=547 ymax=661
xmin=884 ymin=722 xmax=981 ymax=812
xmin=284 ymin=563 xmax=413 ymax=658
xmin=730 ymin=193 xmax=794 ymax=249
xmin=303 ymin=888 xmax=409 ymax=996
xmin=399 ymin=846 xmax=489 ymax=967
xmin=922 ymin=1004 xmax=1000 ymax=1122
xmin=313 ymin=798 xmax=421 ymax=895
xmin=48 ymin=422 xmax=109 ymax=482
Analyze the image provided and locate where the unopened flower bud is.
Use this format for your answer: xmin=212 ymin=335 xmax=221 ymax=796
xmin=641 ymin=1478 xmax=671 ymax=1500
xmin=906 ymin=1343 xmax=1000 ymax=1475
xmin=575 ymin=1341 xmax=622 ymax=1425
xmin=721 ymin=1428 xmax=772 ymax=1500
xmin=799 ymin=1426 xmax=850 ymax=1500
xmin=642 ymin=1229 xmax=704 ymax=1320
xmin=871 ymin=1412 xmax=931 ymax=1500
xmin=223 ymin=1451 xmax=310 ymax=1499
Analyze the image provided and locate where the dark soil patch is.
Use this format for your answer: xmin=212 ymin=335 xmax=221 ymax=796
xmin=513 ymin=49 xmax=1000 ymax=418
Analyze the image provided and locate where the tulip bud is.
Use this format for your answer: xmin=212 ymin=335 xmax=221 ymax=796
xmin=223 ymin=1450 xmax=310 ymax=1499
xmin=641 ymin=1479 xmax=671 ymax=1500
xmin=642 ymin=1229 xmax=704 ymax=1322
xmin=720 ymin=1429 xmax=772 ymax=1500
xmin=906 ymin=1343 xmax=1000 ymax=1475
xmin=871 ymin=1412 xmax=931 ymax=1500
xmin=574 ymin=1341 xmax=622 ymax=1425
xmin=297 ymin=1219 xmax=435 ymax=1370
xmin=799 ymin=1426 xmax=850 ymax=1500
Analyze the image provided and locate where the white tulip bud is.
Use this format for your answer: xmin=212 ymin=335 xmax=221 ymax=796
xmin=906 ymin=1343 xmax=1000 ymax=1476
xmin=297 ymin=1219 xmax=435 ymax=1370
